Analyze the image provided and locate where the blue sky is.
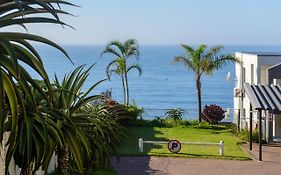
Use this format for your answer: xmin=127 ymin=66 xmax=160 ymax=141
xmin=27 ymin=0 xmax=281 ymax=45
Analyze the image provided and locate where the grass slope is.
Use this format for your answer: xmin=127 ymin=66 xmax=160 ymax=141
xmin=87 ymin=168 xmax=117 ymax=175
xmin=120 ymin=125 xmax=250 ymax=160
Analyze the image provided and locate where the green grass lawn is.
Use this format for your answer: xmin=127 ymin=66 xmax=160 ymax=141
xmin=120 ymin=125 xmax=250 ymax=160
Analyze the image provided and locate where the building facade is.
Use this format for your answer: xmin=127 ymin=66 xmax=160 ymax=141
xmin=233 ymin=52 xmax=281 ymax=141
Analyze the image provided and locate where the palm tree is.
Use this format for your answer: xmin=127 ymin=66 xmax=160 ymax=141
xmin=173 ymin=44 xmax=239 ymax=122
xmin=101 ymin=39 xmax=142 ymax=106
xmin=0 ymin=0 xmax=74 ymax=174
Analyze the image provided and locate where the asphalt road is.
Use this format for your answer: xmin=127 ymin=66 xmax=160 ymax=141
xmin=112 ymin=144 xmax=281 ymax=175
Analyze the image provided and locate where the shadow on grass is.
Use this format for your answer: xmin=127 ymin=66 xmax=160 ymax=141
xmin=120 ymin=126 xmax=168 ymax=156
xmin=113 ymin=126 xmax=250 ymax=174
xmin=113 ymin=127 xmax=168 ymax=174
xmin=193 ymin=124 xmax=235 ymax=135
xmin=193 ymin=125 xmax=230 ymax=131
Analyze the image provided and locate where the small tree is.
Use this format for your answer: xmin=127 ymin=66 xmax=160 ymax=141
xmin=201 ymin=104 xmax=225 ymax=124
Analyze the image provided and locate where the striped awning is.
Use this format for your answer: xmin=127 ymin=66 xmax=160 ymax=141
xmin=244 ymin=83 xmax=281 ymax=111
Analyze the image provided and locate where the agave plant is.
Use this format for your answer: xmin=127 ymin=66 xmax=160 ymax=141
xmin=4 ymin=79 xmax=64 ymax=174
xmin=80 ymin=104 xmax=123 ymax=170
xmin=48 ymin=65 xmax=123 ymax=174
xmin=1 ymin=1 xmax=123 ymax=174
xmin=0 ymin=0 xmax=75 ymax=174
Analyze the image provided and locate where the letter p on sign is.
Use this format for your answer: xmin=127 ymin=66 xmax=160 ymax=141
xmin=168 ymin=140 xmax=181 ymax=153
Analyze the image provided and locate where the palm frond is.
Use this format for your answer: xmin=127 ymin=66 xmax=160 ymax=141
xmin=124 ymin=39 xmax=139 ymax=58
xmin=196 ymin=44 xmax=207 ymax=54
xmin=205 ymin=45 xmax=224 ymax=59
xmin=126 ymin=64 xmax=142 ymax=76
xmin=101 ymin=40 xmax=124 ymax=58
xmin=173 ymin=56 xmax=196 ymax=71
xmin=180 ymin=44 xmax=194 ymax=55
xmin=101 ymin=46 xmax=122 ymax=58
xmin=106 ymin=60 xmax=120 ymax=79
xmin=211 ymin=54 xmax=240 ymax=69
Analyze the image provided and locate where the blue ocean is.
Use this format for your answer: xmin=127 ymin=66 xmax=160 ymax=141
xmin=31 ymin=45 xmax=281 ymax=121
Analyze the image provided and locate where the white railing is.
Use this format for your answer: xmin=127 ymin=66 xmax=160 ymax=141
xmin=138 ymin=138 xmax=224 ymax=156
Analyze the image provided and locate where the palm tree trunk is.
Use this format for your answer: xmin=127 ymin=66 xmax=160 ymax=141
xmin=125 ymin=72 xmax=129 ymax=106
xmin=22 ymin=165 xmax=32 ymax=175
xmin=57 ymin=145 xmax=70 ymax=175
xmin=196 ymin=76 xmax=202 ymax=122
xmin=121 ymin=75 xmax=127 ymax=105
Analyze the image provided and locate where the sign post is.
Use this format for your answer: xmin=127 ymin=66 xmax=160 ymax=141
xmin=139 ymin=138 xmax=143 ymax=152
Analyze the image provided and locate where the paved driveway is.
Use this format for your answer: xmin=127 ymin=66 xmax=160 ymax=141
xmin=112 ymin=144 xmax=281 ymax=175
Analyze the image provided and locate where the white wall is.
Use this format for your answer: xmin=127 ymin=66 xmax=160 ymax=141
xmin=234 ymin=52 xmax=258 ymax=126
xmin=0 ymin=132 xmax=55 ymax=175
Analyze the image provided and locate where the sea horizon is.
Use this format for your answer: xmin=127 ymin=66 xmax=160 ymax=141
xmin=29 ymin=44 xmax=281 ymax=121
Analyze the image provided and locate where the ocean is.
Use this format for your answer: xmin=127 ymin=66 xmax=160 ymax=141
xmin=31 ymin=45 xmax=281 ymax=121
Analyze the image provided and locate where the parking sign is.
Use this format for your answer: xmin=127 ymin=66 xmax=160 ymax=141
xmin=168 ymin=140 xmax=181 ymax=153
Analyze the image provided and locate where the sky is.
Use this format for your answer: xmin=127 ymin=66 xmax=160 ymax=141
xmin=23 ymin=0 xmax=281 ymax=45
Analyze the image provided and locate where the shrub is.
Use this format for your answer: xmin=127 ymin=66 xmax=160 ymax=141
xmin=188 ymin=120 xmax=200 ymax=126
xmin=98 ymin=99 xmax=144 ymax=123
xmin=238 ymin=129 xmax=249 ymax=142
xmin=126 ymin=104 xmax=144 ymax=121
xmin=252 ymin=129 xmax=260 ymax=143
xmin=179 ymin=120 xmax=191 ymax=126
xmin=229 ymin=124 xmax=238 ymax=135
xmin=238 ymin=129 xmax=264 ymax=143
xmin=127 ymin=119 xmax=151 ymax=127
xmin=90 ymin=99 xmax=128 ymax=122
xmin=201 ymin=104 xmax=225 ymax=124
xmin=104 ymin=98 xmax=119 ymax=106
xmin=179 ymin=120 xmax=204 ymax=127
xmin=192 ymin=122 xmax=212 ymax=129
xmin=118 ymin=103 xmax=145 ymax=126
xmin=151 ymin=116 xmax=167 ymax=127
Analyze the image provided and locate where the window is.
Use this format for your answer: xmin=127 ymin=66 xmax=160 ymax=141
xmin=251 ymin=64 xmax=254 ymax=84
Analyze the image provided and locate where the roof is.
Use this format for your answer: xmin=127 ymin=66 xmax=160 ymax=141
xmin=244 ymin=83 xmax=281 ymax=112
xmin=238 ymin=52 xmax=281 ymax=56
xmin=268 ymin=63 xmax=281 ymax=70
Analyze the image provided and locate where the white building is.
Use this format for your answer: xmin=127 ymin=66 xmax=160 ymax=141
xmin=233 ymin=52 xmax=281 ymax=141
